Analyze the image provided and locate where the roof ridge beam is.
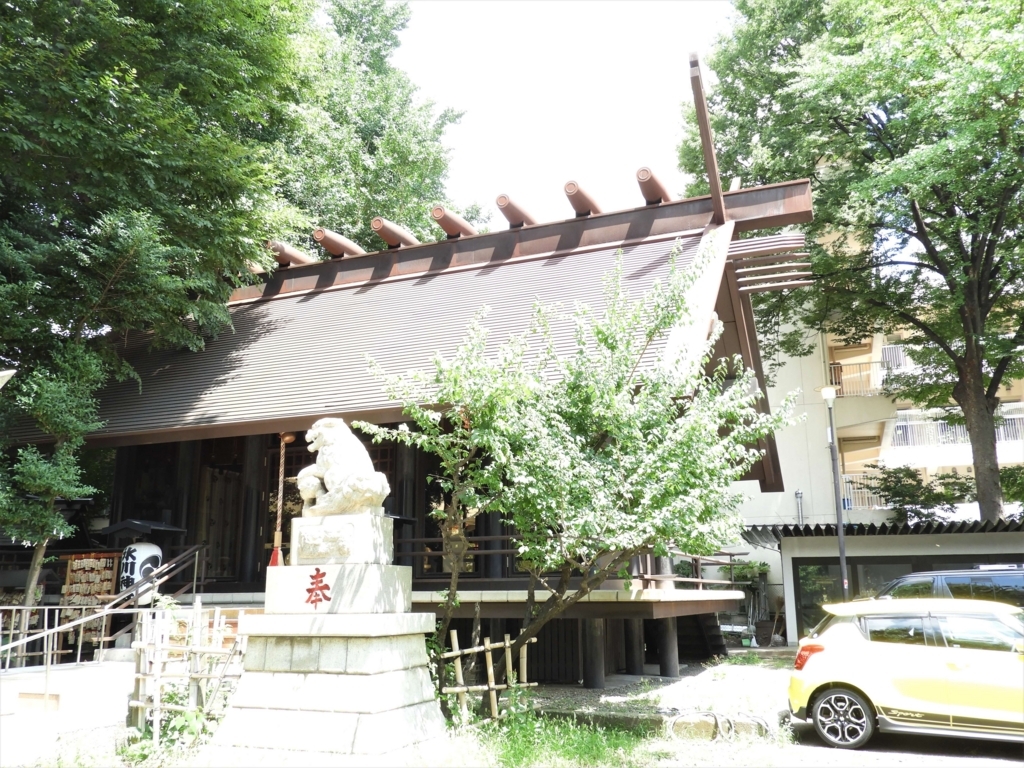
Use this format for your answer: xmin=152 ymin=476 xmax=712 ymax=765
xmin=690 ymin=53 xmax=726 ymax=225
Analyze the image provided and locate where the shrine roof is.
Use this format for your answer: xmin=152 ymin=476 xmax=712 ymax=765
xmin=9 ymin=180 xmax=811 ymax=497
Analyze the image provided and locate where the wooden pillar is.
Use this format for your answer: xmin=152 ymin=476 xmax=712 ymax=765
xmin=395 ymin=443 xmax=416 ymax=567
xmin=655 ymin=555 xmax=679 ymax=677
xmin=486 ymin=618 xmax=505 ymax=647
xmin=110 ymin=447 xmax=137 ymax=525
xmin=238 ymin=435 xmax=263 ymax=584
xmin=173 ymin=442 xmax=196 ymax=532
xmin=657 ymin=617 xmax=679 ymax=678
xmin=624 ymin=619 xmax=645 ymax=675
xmin=481 ymin=511 xmax=503 ymax=579
xmin=582 ymin=618 xmax=605 ymax=689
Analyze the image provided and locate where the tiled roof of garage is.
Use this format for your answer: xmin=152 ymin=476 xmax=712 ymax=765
xmin=742 ymin=519 xmax=1024 ymax=547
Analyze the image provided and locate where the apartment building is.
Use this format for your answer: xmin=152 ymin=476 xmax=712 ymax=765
xmin=729 ymin=332 xmax=1024 ymax=643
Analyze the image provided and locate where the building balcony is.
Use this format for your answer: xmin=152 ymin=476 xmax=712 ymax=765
xmin=840 ymin=474 xmax=887 ymax=510
xmin=827 ymin=346 xmax=918 ymax=397
xmin=890 ymin=403 xmax=1023 ymax=448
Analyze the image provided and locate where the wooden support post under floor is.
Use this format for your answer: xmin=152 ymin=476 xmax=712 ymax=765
xmin=658 ymin=618 xmax=680 ymax=678
xmin=656 ymin=555 xmax=680 ymax=677
xmin=624 ymin=619 xmax=645 ymax=676
xmin=582 ymin=618 xmax=605 ymax=689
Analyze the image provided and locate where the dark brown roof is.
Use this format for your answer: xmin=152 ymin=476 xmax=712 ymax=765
xmin=73 ymin=231 xmax=707 ymax=445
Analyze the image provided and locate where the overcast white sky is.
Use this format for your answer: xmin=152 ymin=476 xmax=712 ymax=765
xmin=391 ymin=0 xmax=735 ymax=228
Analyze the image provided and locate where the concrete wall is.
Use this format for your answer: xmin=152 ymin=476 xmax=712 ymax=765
xmin=727 ymin=334 xmax=891 ymax=586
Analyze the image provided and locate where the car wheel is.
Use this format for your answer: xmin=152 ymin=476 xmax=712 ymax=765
xmin=812 ymin=688 xmax=875 ymax=749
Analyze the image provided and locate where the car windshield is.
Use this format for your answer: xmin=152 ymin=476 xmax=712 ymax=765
xmin=1004 ymin=609 xmax=1024 ymax=634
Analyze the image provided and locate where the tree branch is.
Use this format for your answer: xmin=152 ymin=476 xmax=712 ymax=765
xmin=860 ymin=294 xmax=961 ymax=364
xmin=910 ymin=199 xmax=958 ymax=293
xmin=986 ymin=315 xmax=1024 ymax=400
xmin=978 ymin=187 xmax=1013 ymax=314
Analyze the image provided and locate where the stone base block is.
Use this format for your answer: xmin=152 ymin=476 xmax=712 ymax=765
xmin=211 ymin=699 xmax=446 ymax=755
xmin=230 ymin=667 xmax=433 ymax=714
xmin=244 ymin=633 xmax=429 ymax=675
xmin=239 ymin=611 xmax=434 ymax=639
xmin=289 ymin=515 xmax=392 ymax=566
xmin=265 ymin=563 xmax=411 ymax=614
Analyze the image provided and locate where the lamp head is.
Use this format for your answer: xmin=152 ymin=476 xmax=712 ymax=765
xmin=820 ymin=386 xmax=837 ymax=407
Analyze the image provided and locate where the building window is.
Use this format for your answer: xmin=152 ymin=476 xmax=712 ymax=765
xmin=855 ymin=562 xmax=912 ymax=599
xmin=796 ymin=564 xmax=843 ymax=639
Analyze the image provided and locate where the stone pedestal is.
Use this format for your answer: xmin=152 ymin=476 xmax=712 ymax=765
xmin=205 ymin=421 xmax=446 ymax=760
xmin=208 ymin=569 xmax=446 ymax=759
xmin=211 ymin=614 xmax=444 ymax=755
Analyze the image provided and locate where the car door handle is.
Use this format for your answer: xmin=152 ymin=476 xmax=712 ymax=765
xmin=946 ymin=662 xmax=968 ymax=671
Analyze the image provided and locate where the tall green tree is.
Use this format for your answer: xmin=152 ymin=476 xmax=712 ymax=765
xmin=678 ymin=0 xmax=1024 ymax=522
xmin=277 ymin=0 xmax=468 ymax=249
xmin=0 ymin=0 xmax=459 ymax=604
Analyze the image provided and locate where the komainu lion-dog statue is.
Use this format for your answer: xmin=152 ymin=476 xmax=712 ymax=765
xmin=296 ymin=418 xmax=390 ymax=515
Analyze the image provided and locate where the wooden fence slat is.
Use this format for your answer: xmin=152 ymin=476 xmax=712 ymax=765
xmin=449 ymin=629 xmax=468 ymax=720
xmin=483 ymin=637 xmax=498 ymax=719
xmin=440 ymin=632 xmax=537 ymax=722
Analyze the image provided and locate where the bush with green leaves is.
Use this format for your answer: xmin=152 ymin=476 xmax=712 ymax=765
xmin=719 ymin=560 xmax=770 ymax=584
xmin=855 ymin=463 xmax=1022 ymax=525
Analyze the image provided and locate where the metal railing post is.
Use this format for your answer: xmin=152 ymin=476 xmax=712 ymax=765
xmin=76 ymin=615 xmax=85 ymax=665
xmin=42 ymin=608 xmax=50 ymax=691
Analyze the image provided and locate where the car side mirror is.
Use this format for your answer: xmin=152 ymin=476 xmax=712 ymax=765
xmin=1014 ymin=641 xmax=1024 ymax=654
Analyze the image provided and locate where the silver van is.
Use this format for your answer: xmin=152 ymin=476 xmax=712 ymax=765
xmin=875 ymin=566 xmax=1024 ymax=607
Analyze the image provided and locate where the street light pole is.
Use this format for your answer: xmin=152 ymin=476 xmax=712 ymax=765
xmin=821 ymin=387 xmax=850 ymax=602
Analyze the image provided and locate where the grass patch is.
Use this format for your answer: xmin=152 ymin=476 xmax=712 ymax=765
xmin=705 ymin=651 xmax=763 ymax=666
xmin=703 ymin=651 xmax=793 ymax=670
xmin=482 ymin=710 xmax=667 ymax=768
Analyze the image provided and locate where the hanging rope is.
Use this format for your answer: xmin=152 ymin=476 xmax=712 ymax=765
xmin=269 ymin=432 xmax=294 ymax=566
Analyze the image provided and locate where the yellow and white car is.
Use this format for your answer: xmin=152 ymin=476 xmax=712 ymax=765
xmin=789 ymin=599 xmax=1024 ymax=749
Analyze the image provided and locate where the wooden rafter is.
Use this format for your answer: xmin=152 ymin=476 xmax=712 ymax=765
xmin=739 ymin=279 xmax=814 ymax=293
xmin=736 ymin=272 xmax=813 ymax=284
xmin=735 ymin=262 xmax=811 ymax=275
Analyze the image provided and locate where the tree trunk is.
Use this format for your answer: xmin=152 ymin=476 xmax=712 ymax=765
xmin=488 ymin=549 xmax=638 ymax=694
xmin=22 ymin=539 xmax=47 ymax=610
xmin=16 ymin=539 xmax=48 ymax=667
xmin=430 ymin=515 xmax=467 ymax=693
xmin=954 ymin=369 xmax=1003 ymax=524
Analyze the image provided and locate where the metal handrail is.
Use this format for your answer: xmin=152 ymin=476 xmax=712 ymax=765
xmin=0 ymin=544 xmax=206 ymax=656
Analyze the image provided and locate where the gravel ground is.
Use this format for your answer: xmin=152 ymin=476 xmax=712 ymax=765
xmin=531 ymin=661 xmax=1023 ymax=767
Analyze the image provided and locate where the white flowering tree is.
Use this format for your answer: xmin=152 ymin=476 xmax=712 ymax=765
xmin=358 ymin=254 xmax=793 ymax=693
xmin=500 ymin=262 xmax=792 ymax=663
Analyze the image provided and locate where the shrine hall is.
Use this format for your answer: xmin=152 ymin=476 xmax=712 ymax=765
xmin=5 ymin=58 xmax=814 ymax=686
